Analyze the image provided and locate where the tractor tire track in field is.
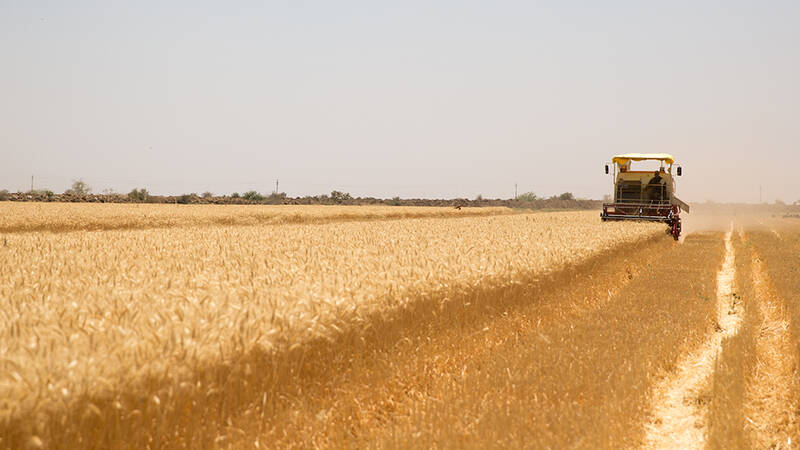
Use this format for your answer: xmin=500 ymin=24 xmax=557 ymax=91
xmin=746 ymin=242 xmax=798 ymax=448
xmin=644 ymin=228 xmax=741 ymax=449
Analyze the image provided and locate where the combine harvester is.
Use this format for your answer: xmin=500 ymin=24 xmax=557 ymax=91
xmin=601 ymin=153 xmax=690 ymax=240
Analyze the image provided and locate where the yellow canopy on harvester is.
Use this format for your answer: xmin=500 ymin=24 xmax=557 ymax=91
xmin=612 ymin=153 xmax=675 ymax=165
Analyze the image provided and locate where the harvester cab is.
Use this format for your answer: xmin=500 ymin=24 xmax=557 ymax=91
xmin=601 ymin=153 xmax=689 ymax=240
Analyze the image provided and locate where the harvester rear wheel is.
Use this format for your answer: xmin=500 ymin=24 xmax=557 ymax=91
xmin=671 ymin=218 xmax=681 ymax=241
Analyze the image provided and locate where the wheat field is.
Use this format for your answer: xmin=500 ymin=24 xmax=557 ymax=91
xmin=0 ymin=206 xmax=660 ymax=448
xmin=3 ymin=204 xmax=800 ymax=448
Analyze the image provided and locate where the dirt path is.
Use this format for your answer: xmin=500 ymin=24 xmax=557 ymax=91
xmin=643 ymin=229 xmax=742 ymax=449
xmin=746 ymin=248 xmax=797 ymax=448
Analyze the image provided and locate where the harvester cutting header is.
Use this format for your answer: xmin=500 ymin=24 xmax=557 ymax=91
xmin=601 ymin=153 xmax=690 ymax=240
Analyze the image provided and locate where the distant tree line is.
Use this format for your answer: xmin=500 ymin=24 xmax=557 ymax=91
xmin=1 ymin=190 xmax=603 ymax=210
xmin=0 ymin=180 xmax=605 ymax=210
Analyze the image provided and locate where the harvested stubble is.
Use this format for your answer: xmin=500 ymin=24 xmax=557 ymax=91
xmin=0 ymin=210 xmax=660 ymax=448
xmin=0 ymin=203 xmax=512 ymax=234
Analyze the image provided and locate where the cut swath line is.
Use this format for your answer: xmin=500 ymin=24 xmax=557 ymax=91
xmin=643 ymin=228 xmax=742 ymax=449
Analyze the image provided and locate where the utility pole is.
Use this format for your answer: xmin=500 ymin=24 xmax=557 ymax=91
xmin=30 ymin=175 xmax=33 ymax=192
xmin=514 ymin=183 xmax=518 ymax=200
xmin=275 ymin=179 xmax=279 ymax=195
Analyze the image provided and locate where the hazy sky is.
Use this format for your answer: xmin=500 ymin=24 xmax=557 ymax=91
xmin=2 ymin=1 xmax=798 ymax=202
